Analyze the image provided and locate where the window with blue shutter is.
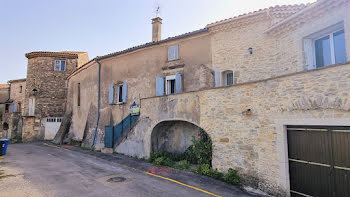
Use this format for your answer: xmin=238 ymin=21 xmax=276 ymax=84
xmin=175 ymin=72 xmax=182 ymax=93
xmin=13 ymin=104 xmax=17 ymax=112
xmin=156 ymin=76 xmax=164 ymax=96
xmin=168 ymin=45 xmax=179 ymax=61
xmin=108 ymin=84 xmax=114 ymax=104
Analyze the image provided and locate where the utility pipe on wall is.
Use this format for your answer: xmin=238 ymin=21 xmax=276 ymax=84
xmin=92 ymin=58 xmax=101 ymax=147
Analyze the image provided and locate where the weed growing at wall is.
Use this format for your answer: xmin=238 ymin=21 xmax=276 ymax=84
xmin=149 ymin=129 xmax=239 ymax=185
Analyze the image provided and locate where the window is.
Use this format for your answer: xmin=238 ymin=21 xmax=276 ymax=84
xmin=77 ymin=83 xmax=80 ymax=107
xmin=117 ymin=84 xmax=123 ymax=103
xmin=168 ymin=45 xmax=179 ymax=61
xmin=54 ymin=60 xmax=66 ymax=71
xmin=225 ymin=71 xmax=234 ymax=86
xmin=19 ymin=85 xmax=22 ymax=93
xmin=166 ymin=75 xmax=176 ymax=95
xmin=155 ymin=72 xmax=182 ymax=96
xmin=214 ymin=69 xmax=235 ymax=87
xmin=314 ymin=29 xmax=346 ymax=68
xmin=108 ymin=82 xmax=128 ymax=104
xmin=4 ymin=104 xmax=9 ymax=113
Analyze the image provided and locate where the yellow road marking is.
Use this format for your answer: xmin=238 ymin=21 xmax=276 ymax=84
xmin=143 ymin=171 xmax=222 ymax=197
xmin=42 ymin=143 xmax=222 ymax=197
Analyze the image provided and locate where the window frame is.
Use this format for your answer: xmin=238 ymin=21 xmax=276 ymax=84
xmin=54 ymin=59 xmax=66 ymax=71
xmin=312 ymin=28 xmax=346 ymax=68
xmin=116 ymin=84 xmax=124 ymax=104
xmin=165 ymin=75 xmax=176 ymax=95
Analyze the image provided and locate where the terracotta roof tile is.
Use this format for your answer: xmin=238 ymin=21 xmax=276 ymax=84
xmin=25 ymin=51 xmax=87 ymax=59
xmin=0 ymin=84 xmax=9 ymax=89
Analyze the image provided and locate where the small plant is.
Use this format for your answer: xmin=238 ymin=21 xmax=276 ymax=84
xmin=80 ymin=146 xmax=94 ymax=151
xmin=174 ymin=160 xmax=190 ymax=170
xmin=223 ymin=168 xmax=240 ymax=185
xmin=194 ymin=164 xmax=211 ymax=175
xmin=207 ymin=168 xmax=224 ymax=180
xmin=153 ymin=157 xmax=175 ymax=167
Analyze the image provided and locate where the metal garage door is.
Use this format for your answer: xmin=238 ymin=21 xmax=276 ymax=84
xmin=287 ymin=126 xmax=350 ymax=197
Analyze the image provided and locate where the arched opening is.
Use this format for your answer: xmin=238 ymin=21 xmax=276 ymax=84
xmin=151 ymin=120 xmax=211 ymax=153
xmin=3 ymin=122 xmax=9 ymax=130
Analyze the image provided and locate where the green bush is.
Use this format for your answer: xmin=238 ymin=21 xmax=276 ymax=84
xmin=153 ymin=157 xmax=175 ymax=167
xmin=188 ymin=129 xmax=212 ymax=165
xmin=194 ymin=164 xmax=211 ymax=175
xmin=174 ymin=160 xmax=190 ymax=170
xmin=207 ymin=168 xmax=224 ymax=180
xmin=223 ymin=168 xmax=240 ymax=185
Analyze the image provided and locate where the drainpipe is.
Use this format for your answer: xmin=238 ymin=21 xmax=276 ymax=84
xmin=92 ymin=58 xmax=101 ymax=147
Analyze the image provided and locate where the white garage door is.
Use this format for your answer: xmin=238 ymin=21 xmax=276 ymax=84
xmin=44 ymin=117 xmax=62 ymax=140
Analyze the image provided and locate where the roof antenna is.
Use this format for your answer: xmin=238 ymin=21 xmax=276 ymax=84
xmin=154 ymin=3 xmax=161 ymax=17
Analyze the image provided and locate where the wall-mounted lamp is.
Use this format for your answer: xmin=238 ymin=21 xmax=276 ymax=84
xmin=32 ymin=88 xmax=38 ymax=95
xmin=248 ymin=47 xmax=253 ymax=55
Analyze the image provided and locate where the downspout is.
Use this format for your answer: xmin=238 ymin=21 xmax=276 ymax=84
xmin=92 ymin=58 xmax=101 ymax=147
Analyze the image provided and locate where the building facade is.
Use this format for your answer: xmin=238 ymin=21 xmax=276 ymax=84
xmin=21 ymin=52 xmax=88 ymax=142
xmin=24 ymin=0 xmax=350 ymax=196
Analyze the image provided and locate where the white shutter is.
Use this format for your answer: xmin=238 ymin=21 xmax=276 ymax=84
xmin=122 ymin=82 xmax=128 ymax=103
xmin=175 ymin=72 xmax=182 ymax=93
xmin=29 ymin=98 xmax=35 ymax=116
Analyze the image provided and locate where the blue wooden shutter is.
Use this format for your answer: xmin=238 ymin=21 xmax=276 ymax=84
xmin=122 ymin=82 xmax=128 ymax=103
xmin=156 ymin=76 xmax=164 ymax=96
xmin=175 ymin=72 xmax=182 ymax=93
xmin=108 ymin=84 xmax=114 ymax=104
xmin=214 ymin=68 xmax=221 ymax=87
xmin=13 ymin=104 xmax=17 ymax=112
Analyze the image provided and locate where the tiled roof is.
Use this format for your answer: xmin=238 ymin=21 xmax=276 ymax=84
xmin=8 ymin=78 xmax=26 ymax=83
xmin=0 ymin=84 xmax=9 ymax=89
xmin=206 ymin=4 xmax=309 ymax=28
xmin=25 ymin=51 xmax=86 ymax=59
xmin=266 ymin=0 xmax=347 ymax=34
xmin=97 ymin=28 xmax=209 ymax=60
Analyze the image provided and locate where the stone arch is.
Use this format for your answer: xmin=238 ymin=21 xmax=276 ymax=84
xmin=150 ymin=119 xmax=211 ymax=154
xmin=3 ymin=122 xmax=9 ymax=130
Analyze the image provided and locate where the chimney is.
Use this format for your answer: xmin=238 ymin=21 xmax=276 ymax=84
xmin=152 ymin=17 xmax=162 ymax=42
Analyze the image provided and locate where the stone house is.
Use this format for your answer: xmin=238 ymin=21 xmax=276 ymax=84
xmin=0 ymin=84 xmax=9 ymax=138
xmin=0 ymin=79 xmax=26 ymax=140
xmin=62 ymin=0 xmax=350 ymax=196
xmin=21 ymin=51 xmax=89 ymax=142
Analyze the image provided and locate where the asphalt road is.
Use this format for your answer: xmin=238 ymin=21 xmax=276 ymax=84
xmin=0 ymin=143 xmax=254 ymax=197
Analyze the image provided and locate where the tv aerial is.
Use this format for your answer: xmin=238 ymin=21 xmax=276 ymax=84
xmin=154 ymin=3 xmax=161 ymax=17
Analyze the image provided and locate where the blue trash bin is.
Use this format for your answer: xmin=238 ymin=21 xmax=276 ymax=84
xmin=0 ymin=139 xmax=9 ymax=156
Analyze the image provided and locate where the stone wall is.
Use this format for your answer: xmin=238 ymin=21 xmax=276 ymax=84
xmin=24 ymin=57 xmax=78 ymax=118
xmin=23 ymin=55 xmax=82 ymax=141
xmin=116 ymin=63 xmax=350 ymax=196
xmin=9 ymin=80 xmax=26 ymax=112
xmin=22 ymin=116 xmax=35 ymax=142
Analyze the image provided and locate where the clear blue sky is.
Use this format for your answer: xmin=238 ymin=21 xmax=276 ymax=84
xmin=0 ymin=0 xmax=315 ymax=84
